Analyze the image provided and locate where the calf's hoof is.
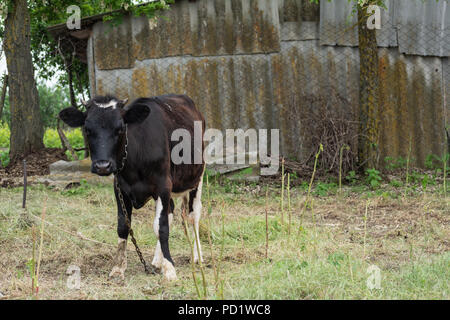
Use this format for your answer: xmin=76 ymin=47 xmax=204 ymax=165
xmin=109 ymin=266 xmax=126 ymax=280
xmin=162 ymin=259 xmax=178 ymax=281
xmin=152 ymin=254 xmax=163 ymax=270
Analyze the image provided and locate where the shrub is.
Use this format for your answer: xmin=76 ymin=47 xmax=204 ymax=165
xmin=0 ymin=123 xmax=85 ymax=163
xmin=0 ymin=122 xmax=10 ymax=148
xmin=0 ymin=149 xmax=10 ymax=167
xmin=43 ymin=128 xmax=84 ymax=150
xmin=365 ymin=168 xmax=382 ymax=188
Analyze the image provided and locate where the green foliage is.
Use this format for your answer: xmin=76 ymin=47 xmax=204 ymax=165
xmin=421 ymin=174 xmax=430 ymax=191
xmin=290 ymin=171 xmax=299 ymax=180
xmin=44 ymin=127 xmax=85 ymax=160
xmin=61 ymin=179 xmax=91 ymax=196
xmin=389 ymin=179 xmax=403 ymax=188
xmin=425 ymin=154 xmax=440 ymax=170
xmin=0 ymin=149 xmax=9 ymax=167
xmin=1 ymin=1 xmax=173 ymax=102
xmin=384 ymin=156 xmax=407 ymax=170
xmin=43 ymin=128 xmax=84 ymax=150
xmin=327 ymin=252 xmax=347 ymax=267
xmin=25 ymin=1 xmax=173 ymax=97
xmin=1 ymin=83 xmax=71 ymax=128
xmin=345 ymin=170 xmax=358 ymax=185
xmin=39 ymin=84 xmax=71 ymax=128
xmin=0 ymin=122 xmax=10 ymax=148
xmin=314 ymin=182 xmax=338 ymax=196
xmin=365 ymin=168 xmax=382 ymax=188
xmin=0 ymin=122 xmax=84 ymax=163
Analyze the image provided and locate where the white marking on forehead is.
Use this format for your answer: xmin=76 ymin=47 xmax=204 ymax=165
xmin=96 ymin=100 xmax=118 ymax=109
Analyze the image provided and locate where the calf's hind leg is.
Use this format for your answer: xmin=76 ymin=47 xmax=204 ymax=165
xmin=155 ymin=192 xmax=177 ymax=281
xmin=152 ymin=198 xmax=174 ymax=270
xmin=189 ymin=177 xmax=204 ymax=264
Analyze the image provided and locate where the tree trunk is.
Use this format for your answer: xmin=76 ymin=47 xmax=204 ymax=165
xmin=3 ymin=0 xmax=44 ymax=162
xmin=357 ymin=5 xmax=380 ymax=170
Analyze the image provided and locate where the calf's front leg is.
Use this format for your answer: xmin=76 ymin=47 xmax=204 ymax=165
xmin=109 ymin=185 xmax=133 ymax=280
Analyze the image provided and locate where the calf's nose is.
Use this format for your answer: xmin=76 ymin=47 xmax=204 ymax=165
xmin=93 ymin=160 xmax=112 ymax=175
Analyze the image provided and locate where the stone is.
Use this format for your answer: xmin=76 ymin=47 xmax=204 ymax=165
xmin=49 ymin=158 xmax=92 ymax=174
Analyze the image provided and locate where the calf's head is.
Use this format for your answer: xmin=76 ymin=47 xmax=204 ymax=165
xmin=59 ymin=96 xmax=150 ymax=176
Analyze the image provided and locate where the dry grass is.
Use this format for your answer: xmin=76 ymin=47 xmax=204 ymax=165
xmin=0 ymin=180 xmax=448 ymax=300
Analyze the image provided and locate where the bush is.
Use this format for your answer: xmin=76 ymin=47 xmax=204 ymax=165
xmin=0 ymin=122 xmax=10 ymax=148
xmin=44 ymin=128 xmax=85 ymax=160
xmin=43 ymin=128 xmax=84 ymax=150
xmin=0 ymin=149 xmax=10 ymax=167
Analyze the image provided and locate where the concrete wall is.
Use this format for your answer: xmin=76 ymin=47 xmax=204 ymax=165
xmin=87 ymin=0 xmax=449 ymax=166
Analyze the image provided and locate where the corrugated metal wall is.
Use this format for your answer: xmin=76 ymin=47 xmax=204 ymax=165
xmin=88 ymin=0 xmax=449 ymax=166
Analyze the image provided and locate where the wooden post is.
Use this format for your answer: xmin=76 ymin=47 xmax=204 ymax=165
xmin=22 ymin=159 xmax=27 ymax=209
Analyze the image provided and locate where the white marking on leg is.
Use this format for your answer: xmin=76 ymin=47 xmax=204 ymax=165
xmin=153 ymin=197 xmax=163 ymax=237
xmin=152 ymin=197 xmax=164 ymax=269
xmin=191 ymin=171 xmax=204 ymax=264
xmin=152 ymin=213 xmax=173 ymax=269
xmin=109 ymin=238 xmax=127 ymax=280
xmin=162 ymin=258 xmax=178 ymax=281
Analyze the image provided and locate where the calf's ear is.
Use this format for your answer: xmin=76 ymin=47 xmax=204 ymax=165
xmin=59 ymin=107 xmax=86 ymax=128
xmin=123 ymin=104 xmax=150 ymax=124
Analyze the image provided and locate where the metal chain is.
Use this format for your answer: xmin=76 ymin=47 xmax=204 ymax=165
xmin=114 ymin=125 xmax=155 ymax=275
xmin=117 ymin=124 xmax=129 ymax=174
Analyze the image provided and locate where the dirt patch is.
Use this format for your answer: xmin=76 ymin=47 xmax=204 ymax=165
xmin=0 ymin=148 xmax=67 ymax=186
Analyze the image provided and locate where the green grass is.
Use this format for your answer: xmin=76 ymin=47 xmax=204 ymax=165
xmin=0 ymin=178 xmax=448 ymax=300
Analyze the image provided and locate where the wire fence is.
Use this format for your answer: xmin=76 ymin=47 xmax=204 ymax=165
xmin=52 ymin=8 xmax=449 ymax=172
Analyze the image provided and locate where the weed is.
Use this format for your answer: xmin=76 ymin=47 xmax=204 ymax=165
xmin=328 ymin=252 xmax=347 ymax=267
xmin=314 ymin=182 xmax=338 ymax=196
xmin=60 ymin=179 xmax=91 ymax=196
xmin=389 ymin=179 xmax=403 ymax=188
xmin=365 ymin=168 xmax=382 ymax=189
xmin=384 ymin=156 xmax=407 ymax=170
xmin=346 ymin=170 xmax=358 ymax=185
xmin=0 ymin=149 xmax=9 ymax=167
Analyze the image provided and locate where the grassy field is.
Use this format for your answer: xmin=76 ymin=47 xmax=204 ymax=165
xmin=0 ymin=175 xmax=448 ymax=300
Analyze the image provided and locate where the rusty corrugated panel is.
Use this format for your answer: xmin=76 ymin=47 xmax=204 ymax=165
xmin=93 ymin=45 xmax=447 ymax=165
xmin=320 ymin=0 xmax=450 ymax=57
xmin=376 ymin=0 xmax=398 ymax=48
xmin=92 ymin=17 xmax=134 ymax=70
xmin=319 ymin=0 xmax=397 ymax=47
xmin=90 ymin=0 xmax=448 ymax=166
xmin=378 ymin=50 xmax=447 ymax=165
xmin=319 ymin=0 xmax=358 ymax=47
xmin=396 ymin=0 xmax=450 ymax=57
xmin=279 ymin=0 xmax=320 ymax=41
xmin=96 ymin=0 xmax=281 ymax=68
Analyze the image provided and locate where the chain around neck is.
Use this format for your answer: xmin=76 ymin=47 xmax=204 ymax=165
xmin=116 ymin=124 xmax=128 ymax=175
